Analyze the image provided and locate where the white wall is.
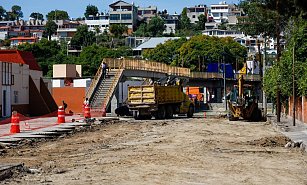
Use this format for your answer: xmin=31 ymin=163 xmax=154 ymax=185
xmin=85 ymin=19 xmax=109 ymax=33
xmin=0 ymin=32 xmax=8 ymax=40
xmin=164 ymin=23 xmax=176 ymax=34
xmin=73 ymin=78 xmax=91 ymax=87
xmin=11 ymin=63 xmax=30 ymax=105
xmin=52 ymin=79 xmax=65 ymax=87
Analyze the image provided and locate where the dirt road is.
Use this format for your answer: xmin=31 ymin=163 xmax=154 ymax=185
xmin=1 ymin=117 xmax=307 ymax=185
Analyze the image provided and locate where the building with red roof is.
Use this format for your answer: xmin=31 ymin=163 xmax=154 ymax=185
xmin=10 ymin=37 xmax=39 ymax=47
xmin=0 ymin=50 xmax=57 ymax=117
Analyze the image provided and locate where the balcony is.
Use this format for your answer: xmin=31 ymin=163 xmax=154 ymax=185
xmin=57 ymin=28 xmax=77 ymax=32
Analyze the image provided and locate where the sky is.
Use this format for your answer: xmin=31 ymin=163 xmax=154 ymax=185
xmin=1 ymin=0 xmax=240 ymax=19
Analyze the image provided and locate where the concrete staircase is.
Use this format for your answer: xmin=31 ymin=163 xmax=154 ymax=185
xmin=89 ymin=69 xmax=123 ymax=109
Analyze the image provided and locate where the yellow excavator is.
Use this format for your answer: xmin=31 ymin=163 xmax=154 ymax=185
xmin=227 ymin=72 xmax=263 ymax=122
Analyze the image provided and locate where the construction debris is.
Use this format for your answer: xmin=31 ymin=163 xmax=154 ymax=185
xmin=285 ymin=140 xmax=306 ymax=151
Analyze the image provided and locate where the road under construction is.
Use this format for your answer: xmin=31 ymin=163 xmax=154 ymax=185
xmin=0 ymin=113 xmax=307 ymax=184
xmin=0 ymin=59 xmax=306 ymax=184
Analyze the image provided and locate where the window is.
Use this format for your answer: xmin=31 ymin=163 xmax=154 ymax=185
xmin=11 ymin=75 xmax=14 ymax=85
xmin=196 ymin=8 xmax=205 ymax=12
xmin=121 ymin=14 xmax=132 ymax=20
xmin=212 ymin=13 xmax=219 ymax=17
xmin=144 ymin=10 xmax=151 ymax=14
xmin=2 ymin=62 xmax=12 ymax=85
xmin=110 ymin=14 xmax=120 ymax=20
xmin=14 ymin=91 xmax=18 ymax=104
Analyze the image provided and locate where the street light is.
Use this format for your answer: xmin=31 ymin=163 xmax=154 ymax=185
xmin=293 ymin=42 xmax=295 ymax=126
xmin=223 ymin=50 xmax=227 ymax=111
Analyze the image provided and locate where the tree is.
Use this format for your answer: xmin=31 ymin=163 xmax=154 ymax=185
xmin=46 ymin=10 xmax=69 ymax=20
xmin=143 ymin=38 xmax=187 ymax=65
xmin=134 ymin=23 xmax=148 ymax=37
xmin=109 ymin=24 xmax=128 ymax=38
xmin=11 ymin=5 xmax=23 ymax=20
xmin=238 ymin=0 xmax=297 ymax=122
xmin=218 ymin=22 xmax=228 ymax=30
xmin=45 ymin=20 xmax=58 ymax=40
xmin=0 ymin=6 xmax=6 ymax=21
xmin=196 ymin=14 xmax=207 ymax=30
xmin=237 ymin=2 xmax=277 ymax=37
xmin=84 ymin=5 xmax=99 ymax=18
xmin=264 ymin=17 xmax=307 ymax=98
xmin=71 ymin=25 xmax=95 ymax=47
xmin=30 ymin=12 xmax=44 ymax=20
xmin=17 ymin=39 xmax=63 ymax=76
xmin=178 ymin=7 xmax=191 ymax=30
xmin=147 ymin=16 xmax=165 ymax=37
xmin=78 ymin=45 xmax=132 ymax=76
xmin=178 ymin=35 xmax=246 ymax=70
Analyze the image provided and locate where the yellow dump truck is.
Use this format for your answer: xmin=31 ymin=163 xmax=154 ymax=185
xmin=128 ymin=85 xmax=194 ymax=119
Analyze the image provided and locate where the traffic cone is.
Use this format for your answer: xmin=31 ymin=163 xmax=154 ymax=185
xmin=57 ymin=106 xmax=65 ymax=124
xmin=84 ymin=105 xmax=91 ymax=119
xmin=204 ymin=111 xmax=207 ymax=119
xmin=10 ymin=111 xmax=20 ymax=133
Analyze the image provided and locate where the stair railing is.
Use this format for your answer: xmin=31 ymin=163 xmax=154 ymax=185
xmin=86 ymin=60 xmax=104 ymax=100
xmin=102 ymin=62 xmax=124 ymax=109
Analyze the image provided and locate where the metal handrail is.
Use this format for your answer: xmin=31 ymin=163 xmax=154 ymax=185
xmin=101 ymin=62 xmax=124 ymax=108
xmin=103 ymin=58 xmax=261 ymax=81
xmin=86 ymin=61 xmax=103 ymax=99
xmin=104 ymin=58 xmax=190 ymax=77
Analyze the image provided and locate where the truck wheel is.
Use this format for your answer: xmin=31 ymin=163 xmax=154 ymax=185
xmin=166 ymin=105 xmax=173 ymax=119
xmin=144 ymin=115 xmax=152 ymax=120
xmin=187 ymin=105 xmax=194 ymax=118
xmin=229 ymin=114 xmax=239 ymax=121
xmin=133 ymin=111 xmax=139 ymax=120
xmin=156 ymin=105 xmax=166 ymax=119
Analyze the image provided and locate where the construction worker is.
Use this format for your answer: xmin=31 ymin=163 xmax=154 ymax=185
xmin=62 ymin=100 xmax=67 ymax=112
xmin=102 ymin=62 xmax=107 ymax=79
xmin=84 ymin=98 xmax=89 ymax=106
xmin=83 ymin=98 xmax=89 ymax=113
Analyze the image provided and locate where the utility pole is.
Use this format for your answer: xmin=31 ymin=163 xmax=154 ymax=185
xmin=293 ymin=42 xmax=296 ymax=126
xmin=223 ymin=52 xmax=227 ymax=111
xmin=263 ymin=37 xmax=267 ymax=118
xmin=276 ymin=0 xmax=281 ymax=122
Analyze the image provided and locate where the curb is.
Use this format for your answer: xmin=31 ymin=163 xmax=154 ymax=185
xmin=267 ymin=115 xmax=307 ymax=153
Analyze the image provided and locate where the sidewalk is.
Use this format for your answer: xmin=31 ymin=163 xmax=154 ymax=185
xmin=0 ymin=115 xmax=83 ymax=137
xmin=267 ymin=114 xmax=307 ymax=152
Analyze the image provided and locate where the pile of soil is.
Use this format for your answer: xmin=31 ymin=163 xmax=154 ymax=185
xmin=248 ymin=136 xmax=291 ymax=147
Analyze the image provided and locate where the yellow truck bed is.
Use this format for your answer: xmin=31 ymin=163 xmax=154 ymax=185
xmin=128 ymin=85 xmax=184 ymax=105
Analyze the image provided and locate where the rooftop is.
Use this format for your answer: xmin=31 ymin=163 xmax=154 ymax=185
xmin=0 ymin=50 xmax=41 ymax=71
xmin=134 ymin=37 xmax=180 ymax=51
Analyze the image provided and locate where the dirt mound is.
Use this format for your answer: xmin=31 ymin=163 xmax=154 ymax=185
xmin=248 ymin=136 xmax=291 ymax=147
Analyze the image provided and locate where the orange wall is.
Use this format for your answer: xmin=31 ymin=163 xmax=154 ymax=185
xmin=304 ymin=97 xmax=307 ymax=123
xmin=187 ymin=87 xmax=200 ymax=95
xmin=52 ymin=87 xmax=86 ymax=114
xmin=288 ymin=96 xmax=306 ymax=124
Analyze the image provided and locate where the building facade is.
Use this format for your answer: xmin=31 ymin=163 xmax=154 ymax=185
xmin=109 ymin=0 xmax=138 ymax=34
xmin=187 ymin=5 xmax=207 ymax=24
xmin=0 ymin=50 xmax=57 ymax=117
xmin=137 ymin=6 xmax=157 ymax=22
xmin=51 ymin=64 xmax=91 ymax=114
xmin=10 ymin=37 xmax=39 ymax=46
xmin=53 ymin=20 xmax=83 ymax=42
xmin=208 ymin=2 xmax=239 ymax=23
xmin=0 ymin=20 xmax=45 ymax=40
xmin=85 ymin=14 xmax=110 ymax=33
xmin=163 ymin=14 xmax=180 ymax=34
